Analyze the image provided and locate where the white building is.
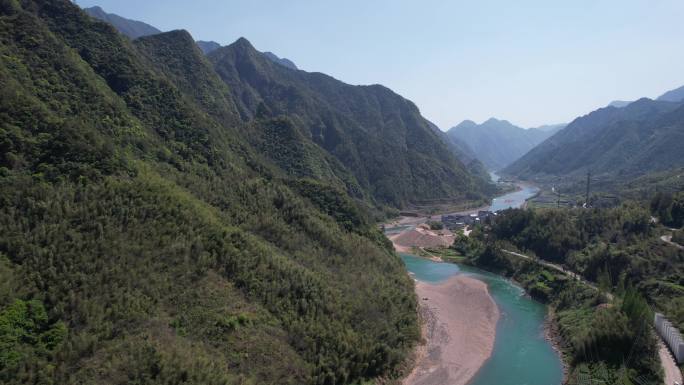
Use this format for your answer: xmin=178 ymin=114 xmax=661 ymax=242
xmin=655 ymin=313 xmax=684 ymax=363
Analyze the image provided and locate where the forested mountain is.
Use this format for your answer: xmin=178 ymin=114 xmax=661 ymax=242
xmin=208 ymin=38 xmax=488 ymax=206
xmin=504 ymin=98 xmax=684 ymax=183
xmin=0 ymin=1 xmax=442 ymax=383
xmin=459 ymin=204 xmax=681 ymax=384
xmin=446 ymin=118 xmax=558 ymax=171
xmin=84 ymin=6 xmax=293 ymax=69
xmin=83 ymin=5 xmax=161 ymax=39
xmin=426 ymin=122 xmax=495 ymax=185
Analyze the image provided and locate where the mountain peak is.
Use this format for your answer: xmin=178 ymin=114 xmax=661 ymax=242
xmin=454 ymin=119 xmax=478 ymax=129
xmin=160 ymin=29 xmax=194 ymax=41
xmin=447 ymin=118 xmax=556 ymax=170
xmin=483 ymin=117 xmax=516 ymax=127
xmin=232 ymin=37 xmax=255 ymax=49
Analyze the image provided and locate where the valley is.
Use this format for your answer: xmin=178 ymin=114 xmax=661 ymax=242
xmin=0 ymin=2 xmax=682 ymax=385
xmin=388 ymin=183 xmax=564 ymax=385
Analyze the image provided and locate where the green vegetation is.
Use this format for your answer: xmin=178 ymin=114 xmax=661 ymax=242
xmin=415 ymin=247 xmax=465 ymax=263
xmin=427 ymin=221 xmax=444 ymax=230
xmin=207 ymin=36 xmax=491 ymax=207
xmin=673 ymin=229 xmax=684 ymax=245
xmin=0 ymin=298 xmax=66 ymax=383
xmin=0 ymin=1 xmax=433 ymax=383
xmin=457 ymin=201 xmax=684 ymax=384
xmin=505 ymin=98 xmax=684 ymax=184
xmin=651 ymin=190 xmax=684 ymax=228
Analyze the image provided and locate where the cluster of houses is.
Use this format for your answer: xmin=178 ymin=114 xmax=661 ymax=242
xmin=441 ymin=210 xmax=496 ymax=230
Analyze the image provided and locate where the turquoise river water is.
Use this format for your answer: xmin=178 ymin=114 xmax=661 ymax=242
xmin=397 ymin=177 xmax=562 ymax=384
xmin=401 ymin=253 xmax=564 ymax=385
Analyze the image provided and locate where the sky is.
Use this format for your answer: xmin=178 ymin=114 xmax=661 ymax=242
xmin=76 ymin=0 xmax=684 ymax=129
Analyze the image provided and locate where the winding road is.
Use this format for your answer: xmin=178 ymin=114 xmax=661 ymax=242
xmin=502 ymin=248 xmax=683 ymax=385
xmin=661 ymin=234 xmax=684 ymax=250
xmin=500 ymin=249 xmax=612 ymax=300
xmin=658 ymin=339 xmax=682 ymax=385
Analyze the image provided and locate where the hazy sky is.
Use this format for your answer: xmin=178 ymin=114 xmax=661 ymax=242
xmin=76 ymin=0 xmax=684 ymax=129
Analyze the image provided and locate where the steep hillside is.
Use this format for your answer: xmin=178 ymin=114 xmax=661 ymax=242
xmin=447 ymin=118 xmax=556 ymax=171
xmin=657 ymin=84 xmax=684 ymax=102
xmin=504 ymin=98 xmax=684 ymax=183
xmin=83 ymin=5 xmax=161 ymax=39
xmin=208 ymin=38 xmax=487 ymax=207
xmin=0 ymin=1 xmax=421 ymax=384
xmin=428 ymin=123 xmax=495 ymax=187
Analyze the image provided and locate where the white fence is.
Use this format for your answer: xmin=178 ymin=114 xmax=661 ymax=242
xmin=655 ymin=313 xmax=684 ymax=363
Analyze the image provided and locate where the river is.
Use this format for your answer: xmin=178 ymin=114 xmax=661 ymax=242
xmin=396 ymin=178 xmax=563 ymax=385
xmin=402 ymin=254 xmax=563 ymax=385
xmin=488 ymin=173 xmax=540 ymax=212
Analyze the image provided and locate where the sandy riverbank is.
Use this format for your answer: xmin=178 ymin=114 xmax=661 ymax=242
xmin=388 ymin=226 xmax=455 ymax=257
xmin=403 ymin=275 xmax=499 ymax=385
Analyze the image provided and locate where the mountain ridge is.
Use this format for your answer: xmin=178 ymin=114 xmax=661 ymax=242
xmin=657 ymin=84 xmax=684 ymax=103
xmin=446 ymin=117 xmax=559 ymax=171
xmin=504 ymin=97 xmax=684 ymax=183
xmin=83 ymin=5 xmax=161 ymax=39
xmin=208 ymin=36 xmax=488 ymax=206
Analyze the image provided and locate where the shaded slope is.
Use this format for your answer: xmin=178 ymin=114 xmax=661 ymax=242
xmin=209 ymin=38 xmax=485 ymax=207
xmin=134 ymin=30 xmax=367 ymax=200
xmin=133 ymin=30 xmax=242 ymax=127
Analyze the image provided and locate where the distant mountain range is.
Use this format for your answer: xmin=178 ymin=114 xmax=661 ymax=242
xmin=606 ymin=84 xmax=684 ymax=109
xmin=534 ymin=123 xmax=567 ymax=133
xmin=83 ymin=6 xmax=161 ymax=38
xmin=504 ymin=97 xmax=684 ymax=182
xmin=446 ymin=118 xmax=563 ymax=171
xmin=84 ymin=6 xmax=299 ymax=70
xmin=196 ymin=40 xmax=221 ymax=54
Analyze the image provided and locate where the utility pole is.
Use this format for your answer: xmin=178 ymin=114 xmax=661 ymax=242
xmin=556 ymin=187 xmax=561 ymax=208
xmin=585 ymin=171 xmax=591 ymax=208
